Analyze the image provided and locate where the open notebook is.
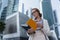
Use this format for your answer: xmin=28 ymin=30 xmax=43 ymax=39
xmin=21 ymin=19 xmax=37 ymax=31
xmin=26 ymin=19 xmax=37 ymax=31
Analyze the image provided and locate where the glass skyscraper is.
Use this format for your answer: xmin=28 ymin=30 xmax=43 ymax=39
xmin=0 ymin=0 xmax=2 ymax=19
xmin=42 ymin=0 xmax=54 ymax=26
xmin=42 ymin=0 xmax=59 ymax=39
xmin=1 ymin=7 xmax=7 ymax=21
xmin=6 ymin=0 xmax=19 ymax=16
xmin=0 ymin=0 xmax=8 ymax=21
xmin=0 ymin=0 xmax=19 ymax=20
xmin=6 ymin=0 xmax=14 ymax=16
xmin=13 ymin=0 xmax=19 ymax=12
xmin=0 ymin=0 xmax=2 ymax=10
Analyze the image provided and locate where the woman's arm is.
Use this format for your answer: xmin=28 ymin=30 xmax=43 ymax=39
xmin=27 ymin=23 xmax=43 ymax=34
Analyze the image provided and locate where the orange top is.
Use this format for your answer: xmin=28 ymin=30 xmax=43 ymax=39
xmin=26 ymin=19 xmax=37 ymax=31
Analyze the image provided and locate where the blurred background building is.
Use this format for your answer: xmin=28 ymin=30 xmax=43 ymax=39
xmin=51 ymin=0 xmax=60 ymax=39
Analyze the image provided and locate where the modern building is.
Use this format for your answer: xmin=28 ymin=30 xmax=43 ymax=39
xmin=2 ymin=0 xmax=28 ymax=40
xmin=51 ymin=0 xmax=60 ymax=39
xmin=0 ymin=0 xmax=2 ymax=10
xmin=26 ymin=8 xmax=32 ymax=18
xmin=6 ymin=0 xmax=14 ymax=16
xmin=0 ymin=0 xmax=2 ymax=18
xmin=0 ymin=0 xmax=8 ymax=20
xmin=22 ymin=3 xmax=24 ymax=14
xmin=0 ymin=0 xmax=19 ymax=22
xmin=3 ymin=12 xmax=29 ymax=40
xmin=39 ymin=0 xmax=60 ymax=40
xmin=39 ymin=0 xmax=58 ymax=40
xmin=42 ymin=0 xmax=54 ymax=26
xmin=0 ymin=0 xmax=7 ymax=19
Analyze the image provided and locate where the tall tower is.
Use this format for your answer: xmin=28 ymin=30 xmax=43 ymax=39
xmin=42 ymin=0 xmax=54 ymax=26
xmin=22 ymin=3 xmax=24 ymax=14
xmin=0 ymin=0 xmax=8 ymax=21
xmin=0 ymin=0 xmax=2 ymax=10
xmin=6 ymin=0 xmax=14 ymax=16
xmin=1 ymin=7 xmax=7 ymax=21
xmin=0 ymin=0 xmax=2 ymax=19
xmin=13 ymin=0 xmax=19 ymax=12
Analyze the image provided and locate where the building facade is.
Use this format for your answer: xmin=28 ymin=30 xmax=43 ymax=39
xmin=51 ymin=0 xmax=60 ymax=39
xmin=0 ymin=0 xmax=2 ymax=18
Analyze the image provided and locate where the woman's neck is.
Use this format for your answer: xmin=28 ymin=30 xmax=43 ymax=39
xmin=36 ymin=16 xmax=42 ymax=22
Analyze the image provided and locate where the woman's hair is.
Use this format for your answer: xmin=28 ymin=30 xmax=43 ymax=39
xmin=32 ymin=8 xmax=42 ymax=17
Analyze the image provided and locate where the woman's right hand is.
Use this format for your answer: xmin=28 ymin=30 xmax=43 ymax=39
xmin=27 ymin=28 xmax=35 ymax=34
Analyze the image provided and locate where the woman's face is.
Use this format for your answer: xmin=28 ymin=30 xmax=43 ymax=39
xmin=32 ymin=10 xmax=39 ymax=18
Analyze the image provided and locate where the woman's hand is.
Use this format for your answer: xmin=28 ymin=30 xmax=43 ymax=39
xmin=36 ymin=22 xmax=43 ymax=28
xmin=27 ymin=28 xmax=35 ymax=34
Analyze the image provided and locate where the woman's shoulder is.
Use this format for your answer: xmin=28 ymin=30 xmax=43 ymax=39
xmin=42 ymin=19 xmax=48 ymax=22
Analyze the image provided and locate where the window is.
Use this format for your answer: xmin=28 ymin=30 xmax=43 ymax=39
xmin=0 ymin=3 xmax=2 ymax=10
xmin=4 ymin=15 xmax=17 ymax=34
xmin=13 ymin=0 xmax=19 ymax=12
xmin=53 ymin=10 xmax=57 ymax=23
xmin=1 ymin=7 xmax=7 ymax=21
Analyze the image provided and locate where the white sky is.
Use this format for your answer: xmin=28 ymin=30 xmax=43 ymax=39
xmin=18 ymin=0 xmax=40 ymax=13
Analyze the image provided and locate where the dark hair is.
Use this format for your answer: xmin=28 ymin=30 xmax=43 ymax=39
xmin=32 ymin=8 xmax=42 ymax=17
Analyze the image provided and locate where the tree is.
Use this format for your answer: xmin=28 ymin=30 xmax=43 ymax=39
xmin=0 ymin=19 xmax=5 ymax=33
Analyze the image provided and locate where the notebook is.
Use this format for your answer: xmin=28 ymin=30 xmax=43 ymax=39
xmin=26 ymin=19 xmax=37 ymax=31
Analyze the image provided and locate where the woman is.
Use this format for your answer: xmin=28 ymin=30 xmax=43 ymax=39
xmin=27 ymin=8 xmax=50 ymax=40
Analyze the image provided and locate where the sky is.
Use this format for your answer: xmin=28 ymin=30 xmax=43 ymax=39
xmin=18 ymin=0 xmax=40 ymax=13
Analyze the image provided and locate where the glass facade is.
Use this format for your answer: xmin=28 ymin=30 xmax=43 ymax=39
xmin=0 ymin=0 xmax=2 ymax=19
xmin=6 ymin=0 xmax=14 ymax=16
xmin=26 ymin=10 xmax=29 ymax=15
xmin=13 ymin=0 xmax=19 ymax=12
xmin=42 ymin=1 xmax=54 ymax=27
xmin=53 ymin=10 xmax=57 ymax=23
xmin=3 ymin=12 xmax=29 ymax=40
xmin=6 ymin=0 xmax=19 ymax=16
xmin=22 ymin=3 xmax=24 ymax=14
xmin=1 ymin=7 xmax=7 ymax=21
xmin=0 ymin=3 xmax=2 ymax=10
xmin=0 ymin=0 xmax=8 ymax=19
xmin=42 ymin=0 xmax=59 ymax=39
xmin=43 ymin=0 xmax=50 ymax=1
xmin=4 ymin=15 xmax=17 ymax=34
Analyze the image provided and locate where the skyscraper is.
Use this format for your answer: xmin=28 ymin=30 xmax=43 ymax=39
xmin=6 ymin=0 xmax=19 ymax=16
xmin=22 ymin=3 xmax=24 ymax=14
xmin=1 ymin=7 xmax=7 ymax=21
xmin=3 ymin=0 xmax=28 ymax=40
xmin=13 ymin=0 xmax=19 ymax=12
xmin=26 ymin=10 xmax=28 ymax=15
xmin=0 ymin=0 xmax=2 ymax=10
xmin=6 ymin=0 xmax=14 ymax=16
xmin=0 ymin=0 xmax=8 ymax=21
xmin=0 ymin=0 xmax=2 ymax=19
xmin=42 ymin=0 xmax=54 ymax=26
xmin=51 ymin=0 xmax=60 ymax=39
